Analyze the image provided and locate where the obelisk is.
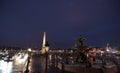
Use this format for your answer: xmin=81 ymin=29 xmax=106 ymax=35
xmin=42 ymin=32 xmax=46 ymax=48
xmin=41 ymin=32 xmax=47 ymax=54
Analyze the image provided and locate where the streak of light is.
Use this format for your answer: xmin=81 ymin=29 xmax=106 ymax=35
xmin=0 ymin=60 xmax=13 ymax=73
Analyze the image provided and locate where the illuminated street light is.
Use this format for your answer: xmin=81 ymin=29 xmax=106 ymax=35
xmin=106 ymin=49 xmax=109 ymax=52
xmin=28 ymin=48 xmax=32 ymax=52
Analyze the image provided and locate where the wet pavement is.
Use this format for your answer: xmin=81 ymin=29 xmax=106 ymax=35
xmin=28 ymin=54 xmax=73 ymax=73
xmin=28 ymin=54 xmax=46 ymax=73
xmin=0 ymin=53 xmax=28 ymax=73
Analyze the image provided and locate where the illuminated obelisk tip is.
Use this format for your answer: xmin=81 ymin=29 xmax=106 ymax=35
xmin=42 ymin=32 xmax=46 ymax=48
xmin=41 ymin=32 xmax=49 ymax=54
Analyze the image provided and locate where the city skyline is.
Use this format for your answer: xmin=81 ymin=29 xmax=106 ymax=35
xmin=0 ymin=0 xmax=120 ymax=48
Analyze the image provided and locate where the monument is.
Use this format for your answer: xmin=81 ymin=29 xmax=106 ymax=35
xmin=41 ymin=32 xmax=49 ymax=54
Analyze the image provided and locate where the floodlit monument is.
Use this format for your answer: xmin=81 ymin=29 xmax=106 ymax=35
xmin=41 ymin=32 xmax=49 ymax=54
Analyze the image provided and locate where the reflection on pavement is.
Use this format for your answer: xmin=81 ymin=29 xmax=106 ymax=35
xmin=0 ymin=60 xmax=13 ymax=73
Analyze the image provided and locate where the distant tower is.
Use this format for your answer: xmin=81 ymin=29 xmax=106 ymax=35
xmin=41 ymin=32 xmax=50 ymax=54
xmin=42 ymin=32 xmax=46 ymax=48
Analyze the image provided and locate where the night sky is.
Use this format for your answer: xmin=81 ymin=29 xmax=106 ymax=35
xmin=0 ymin=0 xmax=120 ymax=48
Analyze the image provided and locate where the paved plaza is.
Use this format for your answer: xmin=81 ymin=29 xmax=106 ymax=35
xmin=28 ymin=54 xmax=73 ymax=73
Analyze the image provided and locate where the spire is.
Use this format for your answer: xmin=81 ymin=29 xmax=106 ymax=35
xmin=42 ymin=32 xmax=46 ymax=48
xmin=41 ymin=32 xmax=50 ymax=54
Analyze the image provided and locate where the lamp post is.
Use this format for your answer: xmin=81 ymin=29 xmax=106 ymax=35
xmin=45 ymin=41 xmax=50 ymax=73
xmin=45 ymin=52 xmax=48 ymax=73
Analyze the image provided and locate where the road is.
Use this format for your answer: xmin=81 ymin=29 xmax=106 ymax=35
xmin=0 ymin=53 xmax=28 ymax=73
xmin=13 ymin=53 xmax=28 ymax=73
xmin=28 ymin=53 xmax=74 ymax=73
xmin=28 ymin=54 xmax=46 ymax=73
xmin=28 ymin=54 xmax=61 ymax=73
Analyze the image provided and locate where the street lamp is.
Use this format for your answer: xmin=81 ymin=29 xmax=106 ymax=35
xmin=28 ymin=48 xmax=32 ymax=52
xmin=45 ymin=41 xmax=50 ymax=73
